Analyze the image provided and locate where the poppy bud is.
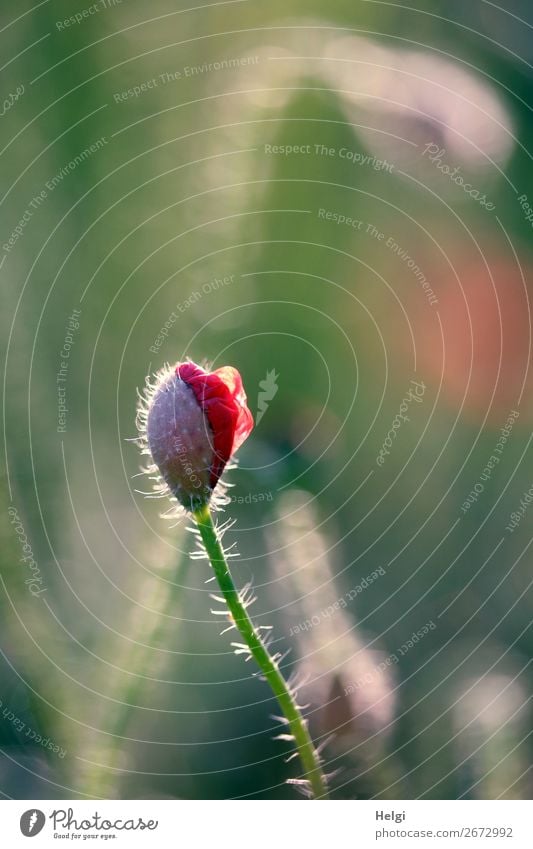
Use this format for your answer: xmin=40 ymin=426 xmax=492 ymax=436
xmin=137 ymin=361 xmax=254 ymax=511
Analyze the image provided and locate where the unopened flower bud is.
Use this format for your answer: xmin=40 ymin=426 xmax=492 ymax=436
xmin=137 ymin=361 xmax=254 ymax=511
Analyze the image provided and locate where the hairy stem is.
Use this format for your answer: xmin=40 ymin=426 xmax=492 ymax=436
xmin=193 ymin=503 xmax=328 ymax=799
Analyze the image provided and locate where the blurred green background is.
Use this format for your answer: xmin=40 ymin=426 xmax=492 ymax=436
xmin=1 ymin=0 xmax=532 ymax=800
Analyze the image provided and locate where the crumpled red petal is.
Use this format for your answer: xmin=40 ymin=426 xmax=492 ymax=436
xmin=176 ymin=362 xmax=254 ymax=487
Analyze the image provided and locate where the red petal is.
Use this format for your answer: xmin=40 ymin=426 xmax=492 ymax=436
xmin=176 ymin=362 xmax=254 ymax=486
xmin=211 ymin=367 xmax=255 ymax=452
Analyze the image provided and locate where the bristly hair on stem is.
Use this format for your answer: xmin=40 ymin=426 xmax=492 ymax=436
xmin=192 ymin=502 xmax=330 ymax=799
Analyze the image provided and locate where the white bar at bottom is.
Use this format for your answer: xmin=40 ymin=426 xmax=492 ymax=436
xmin=1 ymin=799 xmax=530 ymax=848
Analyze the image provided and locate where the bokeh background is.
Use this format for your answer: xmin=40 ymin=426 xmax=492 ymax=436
xmin=1 ymin=0 xmax=532 ymax=800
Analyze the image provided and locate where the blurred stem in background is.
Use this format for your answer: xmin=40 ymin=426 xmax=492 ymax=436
xmin=81 ymin=541 xmax=191 ymax=799
xmin=193 ymin=503 xmax=329 ymax=800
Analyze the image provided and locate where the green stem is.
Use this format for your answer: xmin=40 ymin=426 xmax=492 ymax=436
xmin=193 ymin=503 xmax=328 ymax=799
